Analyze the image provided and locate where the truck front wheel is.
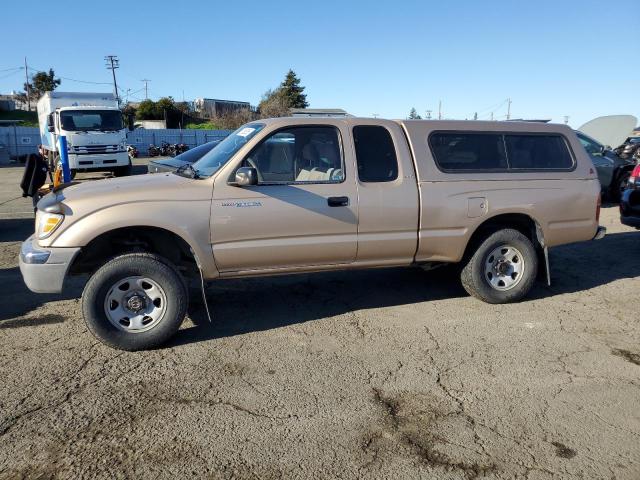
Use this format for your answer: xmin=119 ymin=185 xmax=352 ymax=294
xmin=82 ymin=253 xmax=188 ymax=350
xmin=460 ymin=228 xmax=538 ymax=304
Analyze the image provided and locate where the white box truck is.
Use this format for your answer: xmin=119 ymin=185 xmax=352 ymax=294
xmin=37 ymin=92 xmax=131 ymax=177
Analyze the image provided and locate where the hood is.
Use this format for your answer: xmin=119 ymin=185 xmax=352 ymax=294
xmin=149 ymin=157 xmax=190 ymax=169
xmin=56 ymin=173 xmax=212 ymax=214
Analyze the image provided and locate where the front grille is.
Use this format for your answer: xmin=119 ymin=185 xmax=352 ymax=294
xmin=71 ymin=145 xmax=120 ymax=154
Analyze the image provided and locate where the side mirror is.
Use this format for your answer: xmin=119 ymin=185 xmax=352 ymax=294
xmin=234 ymin=167 xmax=258 ymax=186
xmin=47 ymin=114 xmax=55 ymax=133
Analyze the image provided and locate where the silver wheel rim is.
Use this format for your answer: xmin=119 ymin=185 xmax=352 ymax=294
xmin=103 ymin=276 xmax=167 ymax=333
xmin=483 ymin=244 xmax=525 ymax=291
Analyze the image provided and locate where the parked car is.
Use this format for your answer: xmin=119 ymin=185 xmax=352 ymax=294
xmin=576 ymin=131 xmax=635 ymax=201
xmin=20 ymin=118 xmax=604 ymax=350
xmin=620 ymin=163 xmax=640 ymax=228
xmin=147 ymin=141 xmax=220 ymax=173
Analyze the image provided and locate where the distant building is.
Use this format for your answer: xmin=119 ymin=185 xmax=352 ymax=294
xmin=193 ymin=98 xmax=251 ymax=118
xmin=290 ymin=108 xmax=351 ymax=118
xmin=0 ymin=96 xmax=15 ymax=111
xmin=134 ymin=119 xmax=166 ymax=130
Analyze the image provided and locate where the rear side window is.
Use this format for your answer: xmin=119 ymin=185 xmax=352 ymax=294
xmin=505 ymin=135 xmax=573 ymax=170
xmin=429 ymin=133 xmax=507 ymax=171
xmin=353 ymin=126 xmax=398 ymax=182
xmin=429 ymin=132 xmax=575 ymax=172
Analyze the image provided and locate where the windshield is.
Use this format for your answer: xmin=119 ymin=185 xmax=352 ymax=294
xmin=190 ymin=123 xmax=265 ymax=178
xmin=60 ymin=110 xmax=123 ymax=132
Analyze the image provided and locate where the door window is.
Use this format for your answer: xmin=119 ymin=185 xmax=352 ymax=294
xmin=353 ymin=126 xmax=399 ymax=182
xmin=242 ymin=126 xmax=344 ymax=183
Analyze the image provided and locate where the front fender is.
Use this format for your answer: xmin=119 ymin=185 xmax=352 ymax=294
xmin=46 ymin=200 xmax=218 ymax=278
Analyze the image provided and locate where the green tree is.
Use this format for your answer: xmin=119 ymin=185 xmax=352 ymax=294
xmin=15 ymin=68 xmax=61 ymax=107
xmin=258 ymin=88 xmax=290 ymax=118
xmin=135 ymin=99 xmax=158 ymax=120
xmin=279 ymin=69 xmax=308 ymax=109
xmin=31 ymin=69 xmax=61 ymax=97
xmin=408 ymin=107 xmax=421 ymax=119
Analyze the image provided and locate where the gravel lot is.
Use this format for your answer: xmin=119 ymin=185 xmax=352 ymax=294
xmin=1 ymin=160 xmax=639 ymax=479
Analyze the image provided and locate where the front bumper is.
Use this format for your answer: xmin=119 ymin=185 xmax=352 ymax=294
xmin=68 ymin=151 xmax=129 ymax=169
xmin=19 ymin=236 xmax=80 ymax=293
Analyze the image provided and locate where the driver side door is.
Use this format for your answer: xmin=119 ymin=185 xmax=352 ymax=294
xmin=210 ymin=124 xmax=358 ymax=273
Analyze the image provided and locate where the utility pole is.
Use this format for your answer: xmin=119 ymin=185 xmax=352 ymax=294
xmin=425 ymin=110 xmax=432 ymax=120
xmin=563 ymin=115 xmax=570 ymax=125
xmin=506 ymin=98 xmax=512 ymax=120
xmin=473 ymin=112 xmax=478 ymax=120
xmin=141 ymin=79 xmax=151 ymax=100
xmin=490 ymin=112 xmax=494 ymax=121
xmin=104 ymin=55 xmax=120 ymax=106
xmin=438 ymin=100 xmax=442 ymax=120
xmin=372 ymin=113 xmax=379 ymax=118
xmin=24 ymin=57 xmax=30 ymax=111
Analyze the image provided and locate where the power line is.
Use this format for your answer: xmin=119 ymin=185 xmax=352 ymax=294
xmin=27 ymin=64 xmax=111 ymax=85
xmin=0 ymin=66 xmax=23 ymax=73
xmin=0 ymin=69 xmax=23 ymax=80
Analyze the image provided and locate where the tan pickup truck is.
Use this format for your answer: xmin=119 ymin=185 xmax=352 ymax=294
xmin=19 ymin=117 xmax=604 ymax=350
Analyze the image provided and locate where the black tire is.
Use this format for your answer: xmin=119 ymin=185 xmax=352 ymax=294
xmin=82 ymin=253 xmax=188 ymax=351
xmin=460 ymin=228 xmax=538 ymax=304
xmin=70 ymin=169 xmax=77 ymax=180
xmin=113 ymin=161 xmax=132 ymax=177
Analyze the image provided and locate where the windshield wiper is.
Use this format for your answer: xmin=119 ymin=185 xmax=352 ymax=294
xmin=175 ymin=163 xmax=201 ymax=179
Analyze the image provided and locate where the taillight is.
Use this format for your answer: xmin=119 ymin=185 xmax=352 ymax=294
xmin=596 ymin=193 xmax=601 ymax=223
xmin=630 ymin=164 xmax=640 ymax=184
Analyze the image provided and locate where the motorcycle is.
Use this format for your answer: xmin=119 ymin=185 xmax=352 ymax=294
xmin=148 ymin=144 xmax=160 ymax=157
xmin=174 ymin=143 xmax=189 ymax=156
xmin=127 ymin=145 xmax=139 ymax=160
xmin=160 ymin=142 xmax=174 ymax=157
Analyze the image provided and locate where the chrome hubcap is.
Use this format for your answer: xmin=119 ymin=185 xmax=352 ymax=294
xmin=104 ymin=276 xmax=167 ymax=333
xmin=484 ymin=245 xmax=525 ymax=291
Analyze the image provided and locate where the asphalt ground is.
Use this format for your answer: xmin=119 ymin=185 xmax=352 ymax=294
xmin=0 ymin=159 xmax=639 ymax=479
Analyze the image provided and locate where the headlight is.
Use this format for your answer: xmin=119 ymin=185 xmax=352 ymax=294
xmin=37 ymin=212 xmax=64 ymax=239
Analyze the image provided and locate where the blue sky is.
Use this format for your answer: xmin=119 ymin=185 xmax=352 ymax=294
xmin=1 ymin=0 xmax=637 ymax=127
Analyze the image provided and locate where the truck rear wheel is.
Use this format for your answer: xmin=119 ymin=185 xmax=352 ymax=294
xmin=82 ymin=253 xmax=188 ymax=351
xmin=460 ymin=228 xmax=538 ymax=304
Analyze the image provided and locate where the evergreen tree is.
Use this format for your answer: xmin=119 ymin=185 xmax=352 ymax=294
xmin=408 ymin=107 xmax=421 ymax=119
xmin=31 ymin=69 xmax=61 ymax=97
xmin=279 ymin=69 xmax=309 ymax=108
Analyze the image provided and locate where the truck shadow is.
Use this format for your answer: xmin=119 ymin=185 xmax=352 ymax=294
xmin=0 ymin=266 xmax=83 ymax=322
xmin=173 ymin=230 xmax=640 ymax=347
xmin=172 ymin=266 xmax=465 ymax=347
xmin=0 ymin=218 xmax=34 ymax=243
xmin=529 ymin=230 xmax=640 ymax=299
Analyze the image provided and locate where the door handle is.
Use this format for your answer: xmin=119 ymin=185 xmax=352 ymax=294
xmin=327 ymin=196 xmax=349 ymax=207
